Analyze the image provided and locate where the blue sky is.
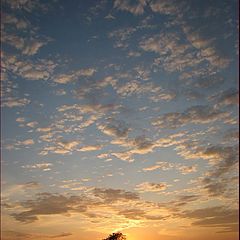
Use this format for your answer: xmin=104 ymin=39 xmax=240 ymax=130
xmin=1 ymin=0 xmax=239 ymax=240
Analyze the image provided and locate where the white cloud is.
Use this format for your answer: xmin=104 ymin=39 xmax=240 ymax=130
xmin=20 ymin=139 xmax=35 ymax=145
xmin=26 ymin=121 xmax=38 ymax=128
xmin=78 ymin=145 xmax=102 ymax=152
xmin=22 ymin=163 xmax=53 ymax=171
xmin=36 ymin=127 xmax=52 ymax=132
xmin=2 ymin=97 xmax=30 ymax=108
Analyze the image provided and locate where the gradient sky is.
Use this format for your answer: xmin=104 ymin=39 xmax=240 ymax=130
xmin=1 ymin=0 xmax=239 ymax=240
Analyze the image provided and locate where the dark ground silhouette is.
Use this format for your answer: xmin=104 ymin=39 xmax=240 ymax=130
xmin=103 ymin=232 xmax=126 ymax=240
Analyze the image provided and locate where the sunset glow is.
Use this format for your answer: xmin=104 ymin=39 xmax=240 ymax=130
xmin=1 ymin=0 xmax=239 ymax=239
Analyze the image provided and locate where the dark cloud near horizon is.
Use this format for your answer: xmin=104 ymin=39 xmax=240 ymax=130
xmin=1 ymin=230 xmax=72 ymax=240
xmin=179 ymin=206 xmax=239 ymax=232
xmin=10 ymin=188 xmax=139 ymax=223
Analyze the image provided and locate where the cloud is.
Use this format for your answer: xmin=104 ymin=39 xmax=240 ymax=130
xmin=2 ymin=13 xmax=28 ymax=29
xmin=4 ymin=0 xmax=50 ymax=13
xmin=23 ymin=182 xmax=41 ymax=189
xmin=118 ymin=208 xmax=166 ymax=221
xmin=116 ymin=80 xmax=140 ymax=97
xmin=21 ymin=163 xmax=53 ymax=171
xmin=2 ymin=97 xmax=30 ymax=108
xmin=176 ymin=143 xmax=239 ymax=198
xmin=37 ymin=103 xmax=121 ymax=155
xmin=39 ymin=140 xmax=81 ymax=155
xmin=193 ymin=75 xmax=224 ymax=89
xmin=199 ymin=46 xmax=230 ymax=68
xmin=2 ymin=33 xmax=25 ymax=50
xmin=180 ymin=206 xmax=235 ymax=218
xmin=53 ymin=74 xmax=74 ymax=84
xmin=111 ymin=152 xmax=134 ymax=162
xmin=110 ymin=134 xmax=179 ymax=162
xmin=135 ymin=182 xmax=167 ymax=192
xmin=77 ymin=68 xmax=96 ymax=76
xmin=202 ymin=178 xmax=229 ymax=197
xmin=26 ymin=121 xmax=38 ymax=128
xmin=1 ymin=231 xmax=33 ymax=240
xmin=56 ymin=103 xmax=117 ymax=132
xmin=143 ymin=162 xmax=197 ymax=175
xmin=142 ymin=165 xmax=162 ymax=171
xmin=58 ymin=141 xmax=80 ymax=150
xmin=1 ymin=231 xmax=72 ymax=240
xmin=11 ymin=193 xmax=87 ymax=223
xmin=140 ymin=32 xmax=200 ymax=73
xmin=117 ymin=135 xmax=155 ymax=154
xmin=118 ymin=208 xmax=145 ymax=220
xmin=152 ymin=105 xmax=231 ymax=129
xmin=150 ymin=0 xmax=186 ymax=16
xmin=127 ymin=51 xmax=141 ymax=57
xmin=149 ymin=0 xmax=231 ymax=72
xmin=179 ymin=206 xmax=239 ymax=232
xmin=105 ymin=13 xmax=115 ymax=20
xmin=93 ymin=188 xmax=139 ymax=203
xmin=131 ymin=136 xmax=155 ymax=154
xmin=179 ymin=165 xmax=197 ymax=175
xmin=110 ymin=135 xmax=157 ymax=162
xmin=55 ymin=89 xmax=67 ymax=96
xmin=2 ymin=20 xmax=49 ymax=56
xmin=22 ymin=41 xmax=47 ymax=56
xmin=108 ymin=26 xmax=137 ymax=49
xmin=173 ymin=195 xmax=200 ymax=206
xmin=20 ymin=139 xmax=35 ymax=145
xmin=98 ymin=120 xmax=130 ymax=138
xmin=36 ymin=127 xmax=52 ymax=132
xmin=54 ymin=68 xmax=96 ymax=84
xmin=78 ymin=145 xmax=102 ymax=152
xmin=173 ymin=140 xmax=238 ymax=200
xmin=140 ymin=24 xmax=229 ymax=76
xmin=49 ymin=232 xmax=73 ymax=238
xmin=213 ymin=89 xmax=239 ymax=107
xmin=16 ymin=117 xmax=25 ymax=123
xmin=114 ymin=0 xmax=147 ymax=15
xmin=2 ymin=53 xmax=56 ymax=81
xmin=2 ymin=182 xmax=41 ymax=199
xmin=11 ymin=188 xmax=139 ymax=223
xmin=20 ymin=69 xmax=50 ymax=80
xmin=223 ymin=128 xmax=239 ymax=143
xmin=95 ymin=76 xmax=117 ymax=89
xmin=203 ymin=145 xmax=239 ymax=175
xmin=115 ymin=80 xmax=175 ymax=102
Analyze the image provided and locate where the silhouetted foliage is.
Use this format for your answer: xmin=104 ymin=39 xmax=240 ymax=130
xmin=103 ymin=232 xmax=126 ymax=240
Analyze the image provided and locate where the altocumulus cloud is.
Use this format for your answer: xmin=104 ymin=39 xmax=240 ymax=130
xmin=135 ymin=182 xmax=168 ymax=192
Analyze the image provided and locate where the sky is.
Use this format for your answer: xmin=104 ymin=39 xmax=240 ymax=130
xmin=1 ymin=0 xmax=239 ymax=240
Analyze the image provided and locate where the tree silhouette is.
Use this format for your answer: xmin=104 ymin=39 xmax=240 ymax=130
xmin=103 ymin=232 xmax=126 ymax=240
